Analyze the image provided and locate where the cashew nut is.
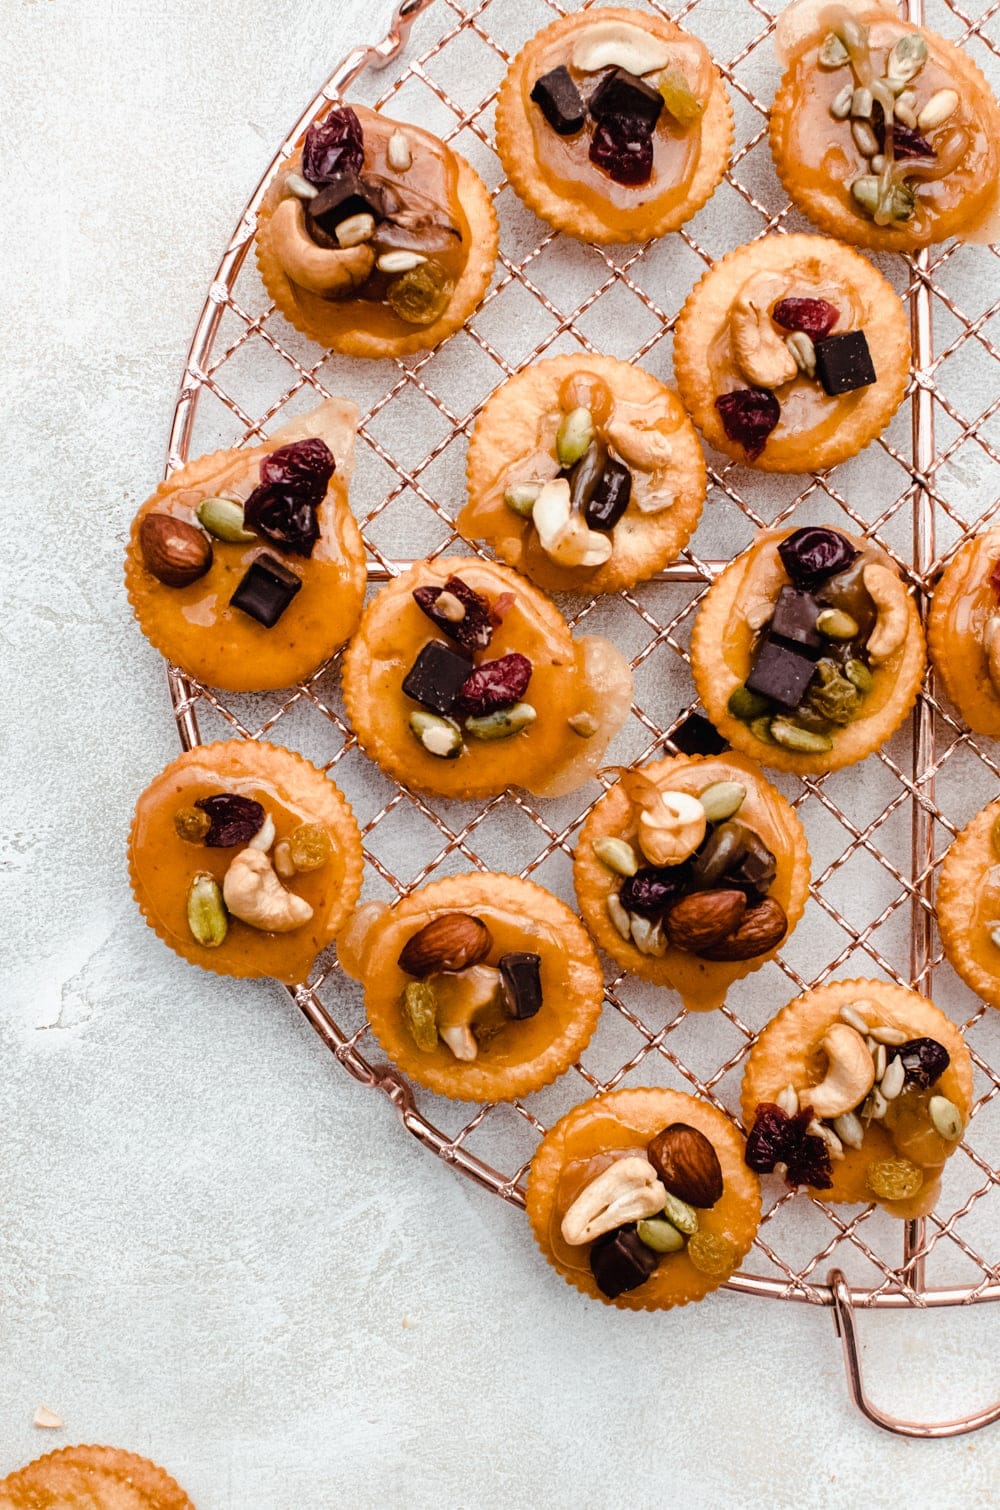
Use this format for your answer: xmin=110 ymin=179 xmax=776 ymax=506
xmin=222 ymin=847 xmax=314 ymax=933
xmin=638 ymin=789 xmax=707 ymax=867
xmin=432 ymin=965 xmax=504 ymax=1064
xmin=863 ymin=562 xmax=910 ymax=665
xmin=571 ymin=19 xmax=672 ymax=75
xmin=735 ymin=542 xmax=787 ymax=631
xmin=798 ymin=1023 xmax=875 ymax=1121
xmin=606 ymin=419 xmax=674 ymax=473
xmin=269 ymin=196 xmax=375 ymax=297
xmin=249 ymin=813 xmax=276 ymax=852
xmin=560 ymin=1156 xmax=667 ymax=1246
xmin=983 ymin=614 xmax=1000 ymax=697
xmin=731 ymin=296 xmax=799 ymax=390
xmin=532 ymin=477 xmax=613 ymax=569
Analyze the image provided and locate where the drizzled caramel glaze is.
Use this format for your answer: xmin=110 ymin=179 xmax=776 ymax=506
xmin=927 ymin=527 xmax=1000 ymax=739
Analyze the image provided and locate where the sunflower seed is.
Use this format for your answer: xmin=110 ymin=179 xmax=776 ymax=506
xmin=819 ymin=31 xmax=850 ymax=67
xmin=830 ymin=82 xmax=853 ymax=119
xmin=376 ymin=250 xmax=427 ymax=274
xmin=851 ymin=86 xmax=874 ymax=119
xmin=833 ymin=1110 xmax=864 ymax=1149
xmin=894 ymin=94 xmax=918 ymax=128
xmin=776 ymin=1084 xmax=800 ymax=1116
xmin=336 ymin=213 xmax=376 ymax=247
xmin=880 ymin=1054 xmax=906 ymax=1101
xmin=871 ymin=1024 xmax=908 ymax=1045
xmin=607 ymin=893 xmax=632 ymax=941
xmin=285 ymin=172 xmax=318 ymax=200
xmin=852 ymin=119 xmax=880 ymax=157
xmin=874 ymin=1041 xmax=888 ymax=1081
xmin=918 ymin=88 xmax=959 ymax=131
xmin=387 ymin=129 xmax=412 ymax=172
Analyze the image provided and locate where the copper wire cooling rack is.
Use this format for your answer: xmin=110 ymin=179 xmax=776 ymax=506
xmin=160 ymin=0 xmax=1000 ymax=1435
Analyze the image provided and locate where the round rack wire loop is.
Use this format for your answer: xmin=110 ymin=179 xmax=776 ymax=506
xmin=160 ymin=0 xmax=1000 ymax=1434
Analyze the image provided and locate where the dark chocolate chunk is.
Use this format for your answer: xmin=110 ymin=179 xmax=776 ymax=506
xmin=813 ymin=330 xmax=877 ymax=397
xmin=530 ymin=65 xmax=587 ymax=135
xmin=746 ymin=638 xmax=817 ymax=709
xmin=668 ymin=712 xmax=728 ymax=757
xmin=498 ymin=952 xmax=543 ymax=1020
xmin=306 ymin=173 xmax=384 ymax=246
xmin=229 ymin=552 xmax=302 ymax=628
xmin=585 ymin=456 xmax=632 ymax=531
xmin=401 ymin=640 xmax=472 ymax=716
xmin=769 ymin=586 xmax=822 ymax=657
xmin=589 ymin=68 xmax=664 ymax=130
xmin=589 ymin=1225 xmax=659 ymax=1299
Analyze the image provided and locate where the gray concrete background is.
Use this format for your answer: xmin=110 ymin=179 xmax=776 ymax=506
xmin=3 ymin=0 xmax=1000 ymax=1503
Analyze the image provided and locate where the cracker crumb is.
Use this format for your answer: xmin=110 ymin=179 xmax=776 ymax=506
xmin=33 ymin=1404 xmax=63 ymax=1429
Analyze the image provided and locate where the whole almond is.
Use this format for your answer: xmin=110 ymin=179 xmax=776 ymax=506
xmin=647 ymin=1123 xmax=723 ymax=1208
xmin=665 ymin=889 xmax=747 ymax=953
xmin=398 ymin=912 xmax=493 ymax=977
xmin=699 ymin=896 xmax=788 ymax=961
xmin=140 ymin=513 xmax=213 ymax=587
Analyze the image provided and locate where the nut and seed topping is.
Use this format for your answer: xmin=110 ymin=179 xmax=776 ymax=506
xmin=139 ymin=513 xmax=213 ymax=588
xmin=592 ymin=836 xmax=639 ymax=876
xmin=607 ymin=892 xmax=633 ymax=941
xmin=376 ymin=250 xmax=427 ymax=274
xmin=929 ymin=1094 xmax=964 ymax=1140
xmin=660 ymin=1190 xmax=699 ymax=1235
xmin=556 ymin=406 xmax=596 ymax=468
xmin=636 ymin=1217 xmax=685 ymax=1254
xmin=785 ymin=331 xmax=817 ymax=379
xmin=816 ymin=607 xmax=858 ymax=639
xmin=917 ymin=89 xmax=959 ymax=130
xmin=647 ymin=1123 xmax=724 ymax=1208
xmin=187 ymin=872 xmax=228 ymax=948
xmin=560 ymin=1156 xmax=667 ymax=1247
xmin=409 ymin=709 xmax=463 ymax=759
xmin=568 ymin=710 xmax=600 ymax=737
xmin=285 ymin=171 xmax=318 ymax=201
xmin=398 ymin=913 xmax=493 ymax=977
xmin=503 ymin=481 xmax=543 ymax=517
xmin=197 ymin=496 xmax=257 ymax=542
xmin=336 ymin=212 xmax=376 ymax=247
xmin=697 ymin=781 xmax=746 ymax=823
xmin=465 ymin=703 xmax=537 ymax=740
xmin=387 ymin=128 xmax=413 ymax=172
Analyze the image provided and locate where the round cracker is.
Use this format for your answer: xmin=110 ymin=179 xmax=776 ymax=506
xmin=356 ymin=873 xmax=604 ymax=1103
xmin=256 ymin=108 xmax=497 ymax=357
xmin=927 ymin=528 xmax=1000 ymax=740
xmin=573 ymin=752 xmax=810 ymax=1009
xmin=690 ymin=527 xmax=926 ymax=776
xmin=0 ymin=1445 xmax=193 ymax=1509
xmin=741 ymin=978 xmax=973 ymax=1219
xmin=124 ymin=400 xmax=366 ymax=693
xmin=461 ymin=354 xmax=706 ymax=594
xmin=938 ymin=799 xmax=1000 ymax=1011
xmin=340 ymin=556 xmax=630 ymax=800
xmin=495 ymin=7 xmax=732 ymax=245
xmin=128 ymin=741 xmax=363 ymax=985
xmin=770 ymin=18 xmax=1000 ymax=252
xmin=673 ymin=234 xmax=910 ymax=473
xmin=526 ymin=1087 xmax=761 ymax=1310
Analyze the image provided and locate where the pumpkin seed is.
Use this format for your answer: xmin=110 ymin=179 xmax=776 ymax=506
xmin=929 ymin=1094 xmax=964 ymax=1140
xmin=749 ymin=715 xmax=777 ymax=745
xmin=727 ymin=685 xmax=770 ymax=722
xmin=770 ymin=719 xmax=833 ymax=754
xmin=504 ymin=481 xmax=543 ymax=517
xmin=197 ymin=496 xmax=257 ymax=542
xmin=593 ymin=836 xmax=639 ymax=876
xmin=661 ymin=1191 xmax=699 ymax=1235
xmin=636 ymin=1217 xmax=685 ymax=1254
xmin=465 ymin=702 xmax=537 ymax=740
xmin=409 ymin=709 xmax=462 ymax=758
xmin=187 ymin=872 xmax=228 ymax=948
xmin=817 ymin=607 xmax=859 ymax=639
xmin=698 ymin=780 xmax=747 ymax=823
xmin=845 ymin=658 xmax=873 ymax=692
xmin=887 ymin=33 xmax=928 ymax=84
xmin=556 ymin=406 xmax=595 ymax=468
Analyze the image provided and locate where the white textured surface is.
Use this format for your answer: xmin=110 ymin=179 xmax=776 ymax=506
xmin=3 ymin=0 xmax=1000 ymax=1504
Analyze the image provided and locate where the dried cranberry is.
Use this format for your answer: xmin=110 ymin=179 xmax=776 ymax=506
xmin=777 ymin=526 xmax=859 ymax=591
xmin=589 ymin=114 xmax=654 ymax=186
xmin=745 ymin=1102 xmax=833 ymax=1190
xmin=891 ymin=123 xmax=935 ymax=160
xmin=243 ymin=486 xmax=320 ymax=558
xmin=887 ymin=1037 xmax=950 ymax=1090
xmin=260 ymin=438 xmax=335 ymax=494
xmin=619 ymin=864 xmax=691 ymax=919
xmin=454 ymin=652 xmax=532 ymax=716
xmin=195 ymin=793 xmax=265 ymax=848
xmin=715 ymin=388 xmax=781 ymax=462
xmin=771 ymin=298 xmax=840 ymax=340
xmin=412 ymin=576 xmax=493 ymax=654
xmin=301 ymin=107 xmax=365 ymax=187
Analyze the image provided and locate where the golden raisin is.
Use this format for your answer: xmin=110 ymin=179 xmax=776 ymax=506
xmin=686 ymin=1231 xmax=737 ymax=1277
xmin=174 ymin=805 xmax=212 ymax=843
xmin=386 ymin=262 xmax=453 ymax=326
xmin=402 ymin=980 xmax=438 ymax=1053
xmin=289 ymin=822 xmax=332 ymax=872
xmin=866 ymin=1157 xmax=924 ymax=1201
